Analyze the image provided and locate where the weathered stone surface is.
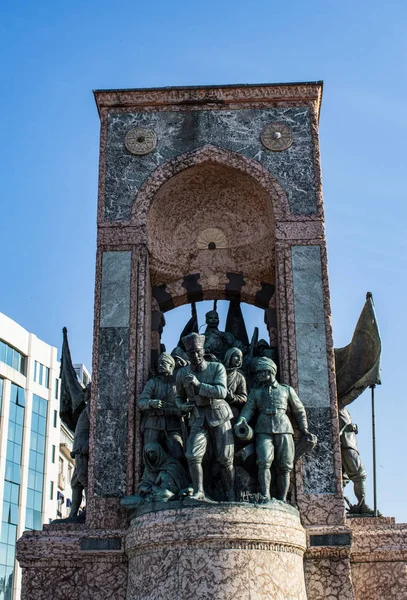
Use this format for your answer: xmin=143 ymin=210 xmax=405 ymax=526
xmin=16 ymin=525 xmax=127 ymax=600
xmin=349 ymin=516 xmax=407 ymax=600
xmin=302 ymin=407 xmax=335 ymax=494
xmin=126 ymin=504 xmax=307 ymax=600
xmin=100 ymin=251 xmax=131 ymax=328
xmin=105 ymin=108 xmax=317 ymax=221
xmin=291 ymin=245 xmax=330 ymax=408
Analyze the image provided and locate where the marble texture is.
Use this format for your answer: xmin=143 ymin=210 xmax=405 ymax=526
xmin=291 ymin=246 xmax=330 ymax=408
xmin=17 ymin=525 xmax=127 ymax=600
xmin=348 ymin=516 xmax=407 ymax=600
xmin=100 ymin=251 xmax=131 ymax=327
xmin=104 ymin=107 xmax=317 ymax=221
xmin=126 ymin=504 xmax=307 ymax=600
xmin=94 ymin=327 xmax=129 ymax=497
xmin=291 ymin=245 xmax=335 ymax=496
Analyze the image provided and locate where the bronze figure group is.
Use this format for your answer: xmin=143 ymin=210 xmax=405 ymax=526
xmin=136 ymin=307 xmax=314 ymax=506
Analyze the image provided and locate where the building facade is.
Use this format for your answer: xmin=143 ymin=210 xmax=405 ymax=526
xmin=0 ymin=313 xmax=87 ymax=600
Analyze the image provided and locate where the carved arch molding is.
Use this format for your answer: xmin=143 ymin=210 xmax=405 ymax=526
xmin=134 ymin=145 xmax=288 ymax=305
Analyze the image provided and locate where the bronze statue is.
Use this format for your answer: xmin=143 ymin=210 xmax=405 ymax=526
xmin=171 ymin=346 xmax=189 ymax=373
xmin=68 ymin=384 xmax=90 ymax=521
xmin=223 ymin=347 xmax=247 ymax=421
xmin=204 ymin=307 xmax=246 ymax=361
xmin=123 ymin=442 xmax=190 ymax=506
xmin=176 ymin=333 xmax=235 ymax=501
xmin=235 ymin=357 xmax=310 ymax=503
xmin=138 ymin=352 xmax=183 ymax=460
xmin=56 ymin=328 xmax=90 ymax=522
xmin=335 ymin=293 xmax=381 ymax=515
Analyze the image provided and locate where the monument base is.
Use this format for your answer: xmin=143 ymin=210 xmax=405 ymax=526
xmin=17 ymin=522 xmax=127 ymax=600
xmin=126 ymin=502 xmax=307 ymax=600
xmin=349 ymin=516 xmax=407 ymax=600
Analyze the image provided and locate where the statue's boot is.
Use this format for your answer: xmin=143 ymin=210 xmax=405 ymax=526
xmin=352 ymin=478 xmax=375 ymax=515
xmin=258 ymin=467 xmax=271 ymax=502
xmin=276 ymin=471 xmax=290 ymax=502
xmin=69 ymin=487 xmax=84 ymax=518
xmin=189 ymin=462 xmax=206 ymax=500
xmin=223 ymin=465 xmax=235 ymax=502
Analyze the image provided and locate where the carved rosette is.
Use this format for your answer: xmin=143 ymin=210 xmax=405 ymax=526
xmin=125 ymin=127 xmax=157 ymax=155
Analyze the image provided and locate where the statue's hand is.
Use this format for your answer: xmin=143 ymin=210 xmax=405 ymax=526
xmin=184 ymin=373 xmax=200 ymax=388
xmin=181 ymin=403 xmax=194 ymax=413
xmin=234 ymin=416 xmax=246 ymax=428
xmin=149 ymin=399 xmax=162 ymax=409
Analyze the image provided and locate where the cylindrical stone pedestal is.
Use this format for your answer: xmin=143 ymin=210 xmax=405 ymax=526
xmin=125 ymin=503 xmax=307 ymax=600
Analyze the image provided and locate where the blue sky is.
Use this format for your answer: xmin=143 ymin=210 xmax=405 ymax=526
xmin=1 ymin=0 xmax=406 ymax=520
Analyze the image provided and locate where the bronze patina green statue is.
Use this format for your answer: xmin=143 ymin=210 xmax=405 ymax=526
xmin=125 ymin=442 xmax=190 ymax=506
xmin=235 ymin=357 xmax=310 ymax=503
xmin=204 ymin=308 xmax=246 ymax=361
xmin=138 ymin=352 xmax=183 ymax=460
xmin=223 ymin=347 xmax=247 ymax=421
xmin=176 ymin=332 xmax=235 ymax=501
xmin=55 ymin=328 xmax=91 ymax=523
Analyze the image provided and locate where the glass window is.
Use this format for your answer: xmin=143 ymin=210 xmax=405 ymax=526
xmin=34 ymin=361 xmax=38 ymax=382
xmin=1 ymin=384 xmax=25 ymax=592
xmin=44 ymin=367 xmax=50 ymax=389
xmin=55 ymin=379 xmax=59 ymax=400
xmin=0 ymin=341 xmax=5 ymax=362
xmin=0 ymin=340 xmax=26 ymax=374
xmin=39 ymin=364 xmax=43 ymax=386
xmin=25 ymin=395 xmax=48 ymax=531
xmin=50 ymin=481 xmax=54 ymax=500
xmin=0 ymin=377 xmax=3 ymax=413
xmin=51 ymin=445 xmax=56 ymax=464
xmin=53 ymin=410 xmax=58 ymax=428
xmin=5 ymin=345 xmax=13 ymax=367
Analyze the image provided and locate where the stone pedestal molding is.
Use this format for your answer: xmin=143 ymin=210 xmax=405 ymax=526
xmin=126 ymin=504 xmax=308 ymax=600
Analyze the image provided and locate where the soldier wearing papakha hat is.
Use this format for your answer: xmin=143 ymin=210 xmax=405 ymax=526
xmin=176 ymin=332 xmax=235 ymax=501
xmin=235 ymin=357 xmax=310 ymax=503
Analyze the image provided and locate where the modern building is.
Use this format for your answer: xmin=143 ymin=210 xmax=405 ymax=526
xmin=0 ymin=313 xmax=88 ymax=600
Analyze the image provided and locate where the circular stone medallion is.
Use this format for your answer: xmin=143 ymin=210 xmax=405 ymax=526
xmin=124 ymin=127 xmax=157 ymax=155
xmin=261 ymin=122 xmax=293 ymax=152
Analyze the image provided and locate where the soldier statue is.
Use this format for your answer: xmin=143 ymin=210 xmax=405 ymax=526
xmin=223 ymin=347 xmax=247 ymax=422
xmin=176 ymin=333 xmax=235 ymax=501
xmin=138 ymin=352 xmax=183 ymax=460
xmin=204 ymin=307 xmax=246 ymax=361
xmin=235 ymin=357 xmax=310 ymax=503
xmin=56 ymin=328 xmax=91 ymax=523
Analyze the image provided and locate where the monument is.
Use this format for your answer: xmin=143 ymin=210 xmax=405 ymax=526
xmin=17 ymin=82 xmax=407 ymax=599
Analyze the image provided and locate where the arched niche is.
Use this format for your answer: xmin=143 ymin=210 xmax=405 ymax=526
xmin=147 ymin=161 xmax=277 ymax=295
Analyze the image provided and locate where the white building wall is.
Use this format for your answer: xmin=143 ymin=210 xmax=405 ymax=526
xmin=0 ymin=314 xmax=61 ymax=600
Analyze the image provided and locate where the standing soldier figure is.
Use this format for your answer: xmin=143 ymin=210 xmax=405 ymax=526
xmin=176 ymin=333 xmax=235 ymax=501
xmin=138 ymin=352 xmax=184 ymax=460
xmin=235 ymin=357 xmax=310 ymax=503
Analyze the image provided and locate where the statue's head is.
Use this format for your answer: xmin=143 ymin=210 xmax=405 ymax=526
xmin=257 ymin=339 xmax=272 ymax=356
xmin=171 ymin=347 xmax=189 ymax=369
xmin=205 ymin=309 xmax=219 ymax=329
xmin=252 ymin=357 xmax=277 ymax=384
xmin=144 ymin=441 xmax=166 ymax=468
xmin=157 ymin=352 xmax=175 ymax=376
xmin=224 ymin=347 xmax=243 ymax=370
xmin=182 ymin=333 xmax=206 ymax=366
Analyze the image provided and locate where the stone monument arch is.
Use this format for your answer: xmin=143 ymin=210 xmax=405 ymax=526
xmin=18 ymin=83 xmax=407 ymax=600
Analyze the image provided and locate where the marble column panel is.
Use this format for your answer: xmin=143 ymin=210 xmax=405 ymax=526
xmin=95 ymin=251 xmax=131 ymax=497
xmin=291 ymin=245 xmax=335 ymax=494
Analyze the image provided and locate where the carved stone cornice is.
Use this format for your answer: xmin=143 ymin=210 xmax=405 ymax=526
xmin=94 ymin=82 xmax=323 ymax=119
